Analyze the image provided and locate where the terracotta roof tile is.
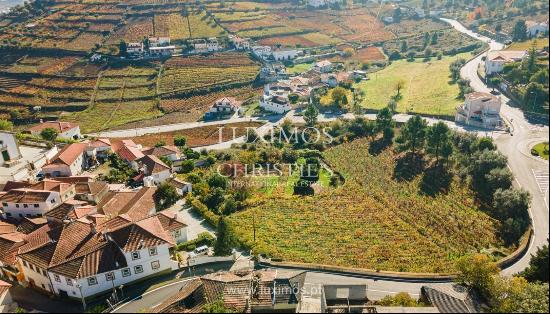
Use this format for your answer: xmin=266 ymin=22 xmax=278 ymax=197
xmin=17 ymin=217 xmax=48 ymax=234
xmin=29 ymin=121 xmax=79 ymax=133
xmin=0 ymin=221 xmax=17 ymax=235
xmin=0 ymin=189 xmax=55 ymax=203
xmin=50 ymin=143 xmax=88 ymax=166
xmin=138 ymin=155 xmax=171 ymax=175
xmin=142 ymin=146 xmax=180 ymax=158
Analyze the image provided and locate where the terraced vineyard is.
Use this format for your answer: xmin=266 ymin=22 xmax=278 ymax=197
xmin=229 ymin=139 xmax=505 ymax=273
xmin=159 ymin=53 xmax=260 ymax=95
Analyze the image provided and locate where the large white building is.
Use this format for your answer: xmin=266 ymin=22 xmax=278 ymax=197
xmin=455 ymin=92 xmax=502 ymax=128
xmin=485 ymin=50 xmax=527 ymax=75
xmin=525 ymin=20 xmax=549 ymax=37
xmin=272 ymin=48 xmax=298 ymax=61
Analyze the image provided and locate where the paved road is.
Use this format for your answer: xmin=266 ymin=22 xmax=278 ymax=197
xmin=442 ymin=18 xmax=549 ymax=275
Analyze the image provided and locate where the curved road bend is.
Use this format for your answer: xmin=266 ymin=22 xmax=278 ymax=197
xmin=442 ymin=18 xmax=549 ymax=275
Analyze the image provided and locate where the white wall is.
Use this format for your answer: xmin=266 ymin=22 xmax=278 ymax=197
xmin=18 ymin=258 xmax=53 ymax=293
xmin=0 ymin=133 xmax=21 ymax=166
xmin=50 ymin=244 xmax=178 ymax=299
xmin=1 ymin=193 xmax=60 ymax=220
xmin=59 ymin=127 xmax=81 ymax=140
xmin=152 ymin=170 xmax=171 ymax=185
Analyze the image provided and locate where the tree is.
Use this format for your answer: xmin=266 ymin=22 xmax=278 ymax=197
xmin=118 ymin=40 xmax=127 ymax=57
xmin=376 ymin=107 xmax=394 ymax=132
xmin=395 ymin=80 xmax=406 ymax=96
xmin=153 ymin=183 xmax=180 ymax=210
xmin=214 ymin=216 xmax=234 ymax=256
xmin=526 ymin=46 xmax=538 ymax=75
xmin=456 ymin=254 xmax=499 ymax=298
xmin=40 ymin=127 xmax=58 ymax=141
xmin=208 ymin=173 xmax=229 ymax=190
xmin=400 ymin=40 xmax=408 ymax=53
xmin=331 ymin=87 xmax=348 ymax=107
xmin=426 ymin=122 xmax=453 ymax=165
xmin=202 ymin=298 xmax=235 ymax=313
xmin=522 ymin=243 xmax=549 ymax=283
xmin=469 ymin=150 xmax=508 ymax=199
xmin=396 ymin=115 xmax=428 ymax=157
xmin=343 ymin=48 xmax=355 ymax=58
xmin=387 ymin=99 xmax=398 ymax=113
xmin=490 ymin=276 xmax=549 ymax=313
xmin=0 ymin=119 xmax=13 ymax=131
xmin=378 ymin=292 xmax=417 ymax=307
xmin=303 ymin=103 xmax=319 ymax=127
xmin=203 ymin=187 xmax=225 ymax=212
xmin=512 ymin=20 xmax=528 ymax=42
xmin=493 ymin=188 xmax=531 ymax=245
xmin=180 ymin=160 xmax=195 ymax=173
xmin=174 ymin=136 xmax=187 ymax=147
xmin=485 ymin=167 xmax=514 ymax=192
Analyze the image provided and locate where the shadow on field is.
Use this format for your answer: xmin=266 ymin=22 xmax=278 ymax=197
xmin=420 ymin=164 xmax=453 ymax=197
xmin=393 ymin=153 xmax=425 ymax=182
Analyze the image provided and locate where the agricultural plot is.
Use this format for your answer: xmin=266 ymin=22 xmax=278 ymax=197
xmin=356 ymin=53 xmax=471 ymax=117
xmin=258 ymin=32 xmax=342 ymax=48
xmin=159 ymin=53 xmax=259 ymax=95
xmin=116 ymin=121 xmax=263 ymax=148
xmin=187 ymin=11 xmax=225 ymax=39
xmin=338 ymin=14 xmax=395 ymax=43
xmin=5 ymin=56 xmax=81 ymax=75
xmin=160 ymin=85 xmax=261 ymax=114
xmin=107 ymin=17 xmax=154 ymax=43
xmin=229 ymin=138 xmax=503 ymax=273
xmin=65 ymin=100 xmax=162 ymax=133
xmin=385 ymin=19 xmax=450 ymax=39
xmin=214 ymin=11 xmax=266 ymax=23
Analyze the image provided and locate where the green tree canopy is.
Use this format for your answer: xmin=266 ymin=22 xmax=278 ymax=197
xmin=40 ymin=127 xmax=58 ymax=141
xmin=214 ymin=216 xmax=234 ymax=256
xmin=153 ymin=183 xmax=180 ymax=210
xmin=396 ymin=115 xmax=428 ymax=156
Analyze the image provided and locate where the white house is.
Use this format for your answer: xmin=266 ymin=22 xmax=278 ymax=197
xmin=142 ymin=145 xmax=181 ymax=162
xmin=0 ymin=189 xmax=62 ymax=220
xmin=207 ymin=38 xmax=221 ymax=52
xmin=127 ymin=42 xmax=145 ymax=55
xmin=260 ymin=85 xmax=292 ymax=114
xmin=252 ymin=46 xmax=272 ymax=60
xmin=314 ymin=60 xmax=333 ymax=73
xmin=192 ymin=39 xmax=208 ymax=53
xmin=0 ymin=132 xmax=22 ymax=169
xmin=455 ymin=92 xmax=502 ymax=128
xmin=485 ymin=50 xmax=527 ymax=75
xmin=206 ymin=97 xmax=243 ymax=117
xmin=307 ymin=0 xmax=341 ymax=8
xmin=228 ymin=35 xmax=250 ymax=50
xmin=137 ymin=155 xmax=172 ymax=185
xmin=149 ymin=37 xmax=171 ymax=47
xmin=149 ymin=46 xmax=177 ymax=57
xmin=272 ymin=48 xmax=298 ymax=61
xmin=383 ymin=16 xmax=394 ymax=24
xmin=87 ymin=138 xmax=111 ymax=158
xmin=526 ymin=20 xmax=549 ymax=37
xmin=156 ymin=209 xmax=188 ymax=243
xmin=28 ymin=121 xmax=81 ymax=140
xmin=17 ymin=216 xmax=179 ymax=300
xmin=167 ymin=178 xmax=192 ymax=197
xmin=41 ymin=143 xmax=90 ymax=178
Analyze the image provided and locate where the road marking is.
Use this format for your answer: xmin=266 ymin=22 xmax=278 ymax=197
xmin=532 ymin=169 xmax=549 ymax=194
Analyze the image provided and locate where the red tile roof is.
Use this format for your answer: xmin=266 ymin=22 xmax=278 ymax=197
xmin=0 ymin=189 xmax=55 ymax=203
xmin=0 ymin=221 xmax=17 ymax=235
xmin=138 ymin=155 xmax=171 ymax=175
xmin=0 ymin=280 xmax=11 ymax=297
xmin=118 ymin=145 xmax=145 ymax=162
xmin=142 ymin=146 xmax=180 ymax=158
xmin=49 ymin=143 xmax=88 ymax=166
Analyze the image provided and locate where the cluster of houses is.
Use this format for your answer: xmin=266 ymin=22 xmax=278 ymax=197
xmin=127 ymin=37 xmax=178 ymax=58
xmin=0 ymin=120 xmax=197 ymax=302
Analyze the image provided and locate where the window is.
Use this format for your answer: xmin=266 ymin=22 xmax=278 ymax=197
xmin=51 ymin=199 xmax=55 ymax=204
xmin=148 ymin=247 xmax=157 ymax=256
xmin=54 ymin=274 xmax=61 ymax=282
xmin=2 ymin=203 xmax=7 ymax=207
xmin=105 ymin=272 xmax=115 ymax=281
xmin=122 ymin=268 xmax=131 ymax=277
xmin=131 ymin=251 xmax=140 ymax=260
xmin=18 ymin=214 xmax=23 ymax=218
xmin=134 ymin=265 xmax=143 ymax=274
xmin=42 ymin=270 xmax=48 ymax=277
xmin=24 ymin=204 xmax=28 ymax=208
xmin=151 ymin=260 xmax=160 ymax=270
xmin=23 ymin=261 xmax=28 ymax=268
xmin=174 ymin=230 xmax=181 ymax=237
xmin=34 ymin=204 xmax=39 ymax=208
xmin=66 ymin=278 xmax=73 ymax=286
xmin=15 ymin=204 xmax=19 ymax=208
xmin=6 ymin=213 xmax=11 ymax=217
xmin=87 ymin=277 xmax=98 ymax=286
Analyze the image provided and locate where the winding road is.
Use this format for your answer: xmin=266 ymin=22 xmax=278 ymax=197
xmin=441 ymin=18 xmax=549 ymax=275
xmin=108 ymin=18 xmax=548 ymax=313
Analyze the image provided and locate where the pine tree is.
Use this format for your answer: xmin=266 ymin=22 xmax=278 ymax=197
xmin=214 ymin=216 xmax=234 ymax=256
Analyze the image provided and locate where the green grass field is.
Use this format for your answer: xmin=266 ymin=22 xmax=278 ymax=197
xmin=286 ymin=62 xmax=314 ymax=75
xmin=506 ymin=38 xmax=549 ymax=51
xmin=356 ymin=53 xmax=471 ymax=117
xmin=532 ymin=142 xmax=549 ymax=160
